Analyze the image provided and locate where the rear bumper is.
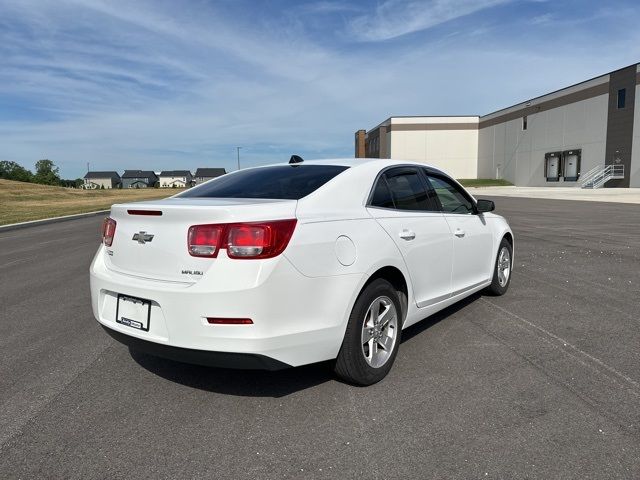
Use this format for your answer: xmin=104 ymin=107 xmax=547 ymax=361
xmin=102 ymin=326 xmax=290 ymax=370
xmin=90 ymin=246 xmax=364 ymax=367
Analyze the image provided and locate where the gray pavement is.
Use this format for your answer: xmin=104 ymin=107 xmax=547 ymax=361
xmin=1 ymin=198 xmax=639 ymax=479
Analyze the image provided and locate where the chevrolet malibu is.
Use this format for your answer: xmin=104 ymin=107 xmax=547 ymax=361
xmin=90 ymin=158 xmax=513 ymax=385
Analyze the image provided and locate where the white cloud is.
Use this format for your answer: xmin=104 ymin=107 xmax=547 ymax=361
xmin=292 ymin=1 xmax=361 ymax=15
xmin=1 ymin=0 xmax=639 ymax=178
xmin=0 ymin=0 xmax=373 ymax=174
xmin=348 ymin=0 xmax=510 ymax=41
xmin=529 ymin=13 xmax=554 ymax=25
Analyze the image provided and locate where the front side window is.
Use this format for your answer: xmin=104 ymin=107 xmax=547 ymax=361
xmin=179 ymin=165 xmax=348 ymax=200
xmin=426 ymin=175 xmax=475 ymax=214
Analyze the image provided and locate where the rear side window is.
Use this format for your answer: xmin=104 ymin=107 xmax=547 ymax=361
xmin=385 ymin=171 xmax=431 ymax=211
xmin=370 ymin=178 xmax=394 ymax=208
xmin=179 ymin=165 xmax=349 ymax=200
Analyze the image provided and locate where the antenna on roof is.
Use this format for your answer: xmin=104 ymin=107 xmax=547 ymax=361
xmin=289 ymin=155 xmax=304 ymax=164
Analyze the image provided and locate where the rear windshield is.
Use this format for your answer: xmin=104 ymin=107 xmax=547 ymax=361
xmin=179 ymin=165 xmax=349 ymax=200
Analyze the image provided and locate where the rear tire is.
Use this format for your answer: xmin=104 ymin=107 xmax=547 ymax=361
xmin=334 ymin=278 xmax=402 ymax=386
xmin=485 ymin=237 xmax=512 ymax=296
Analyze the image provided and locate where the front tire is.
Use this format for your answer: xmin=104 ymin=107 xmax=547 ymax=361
xmin=334 ymin=278 xmax=402 ymax=386
xmin=485 ymin=237 xmax=512 ymax=296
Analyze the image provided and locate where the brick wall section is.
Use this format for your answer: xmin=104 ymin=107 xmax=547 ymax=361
xmin=354 ymin=130 xmax=366 ymax=158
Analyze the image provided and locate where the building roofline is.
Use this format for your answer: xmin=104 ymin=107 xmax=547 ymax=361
xmin=367 ymin=115 xmax=480 ymax=132
xmin=481 ymin=61 xmax=639 ymax=119
xmin=363 ymin=61 xmax=639 ymax=132
xmin=159 ymin=171 xmax=192 ymax=176
xmin=194 ymin=168 xmax=227 ymax=176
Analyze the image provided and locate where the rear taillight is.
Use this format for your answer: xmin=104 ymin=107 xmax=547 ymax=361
xmin=102 ymin=217 xmax=117 ymax=247
xmin=227 ymin=224 xmax=266 ymax=257
xmin=187 ymin=219 xmax=296 ymax=259
xmin=188 ymin=224 xmax=223 ymax=257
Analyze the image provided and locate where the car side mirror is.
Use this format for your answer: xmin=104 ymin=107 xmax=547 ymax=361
xmin=476 ymin=199 xmax=495 ymax=213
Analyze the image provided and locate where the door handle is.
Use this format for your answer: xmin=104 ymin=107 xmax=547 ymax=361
xmin=399 ymin=229 xmax=416 ymax=241
xmin=454 ymin=229 xmax=466 ymax=238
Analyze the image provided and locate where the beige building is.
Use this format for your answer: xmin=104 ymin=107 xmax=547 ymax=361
xmin=358 ymin=62 xmax=640 ymax=188
xmin=83 ymin=171 xmax=121 ymax=189
xmin=359 ymin=116 xmax=479 ymax=179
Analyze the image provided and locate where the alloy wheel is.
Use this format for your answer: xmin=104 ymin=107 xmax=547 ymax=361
xmin=361 ymin=296 xmax=398 ymax=368
xmin=497 ymin=246 xmax=511 ymax=287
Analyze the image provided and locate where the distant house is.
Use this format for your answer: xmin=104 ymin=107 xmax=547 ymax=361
xmin=83 ymin=171 xmax=121 ymax=189
xmin=122 ymin=170 xmax=159 ymax=188
xmin=194 ymin=168 xmax=227 ymax=185
xmin=158 ymin=170 xmax=193 ymax=188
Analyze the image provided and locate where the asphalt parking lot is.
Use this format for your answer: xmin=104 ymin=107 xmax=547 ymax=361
xmin=1 ymin=197 xmax=639 ymax=479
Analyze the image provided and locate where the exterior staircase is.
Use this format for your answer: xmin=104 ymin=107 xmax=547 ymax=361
xmin=580 ymin=164 xmax=625 ymax=189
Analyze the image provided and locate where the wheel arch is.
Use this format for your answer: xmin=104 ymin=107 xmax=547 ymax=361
xmin=501 ymin=229 xmax=514 ymax=268
xmin=503 ymin=230 xmax=514 ymax=247
xmin=361 ymin=265 xmax=409 ymax=325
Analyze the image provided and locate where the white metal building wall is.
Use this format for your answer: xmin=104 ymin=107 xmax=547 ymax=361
xmin=477 ymin=94 xmax=609 ymax=187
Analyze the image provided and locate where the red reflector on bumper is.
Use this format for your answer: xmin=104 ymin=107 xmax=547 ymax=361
xmin=206 ymin=318 xmax=253 ymax=325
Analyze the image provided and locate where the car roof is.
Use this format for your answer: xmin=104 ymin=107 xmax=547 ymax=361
xmin=254 ymin=158 xmax=445 ymax=173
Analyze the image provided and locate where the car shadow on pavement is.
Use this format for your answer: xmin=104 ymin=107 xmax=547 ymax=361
xmin=129 ymin=348 xmax=335 ymax=398
xmin=129 ymin=291 xmax=483 ymax=397
xmin=401 ymin=292 xmax=481 ymax=344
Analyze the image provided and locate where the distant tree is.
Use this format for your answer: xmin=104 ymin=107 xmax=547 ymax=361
xmin=33 ymin=159 xmax=61 ymax=185
xmin=0 ymin=160 xmax=33 ymax=182
xmin=59 ymin=178 xmax=80 ymax=188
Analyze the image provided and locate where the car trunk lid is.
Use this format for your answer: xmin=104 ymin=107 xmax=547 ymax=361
xmin=105 ymin=197 xmax=297 ymax=282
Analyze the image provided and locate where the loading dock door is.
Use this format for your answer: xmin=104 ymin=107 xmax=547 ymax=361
xmin=544 ymin=152 xmax=562 ymax=182
xmin=563 ymin=149 xmax=581 ymax=181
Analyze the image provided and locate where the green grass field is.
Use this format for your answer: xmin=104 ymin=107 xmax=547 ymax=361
xmin=0 ymin=179 xmax=173 ymax=226
xmin=457 ymin=178 xmax=514 ymax=187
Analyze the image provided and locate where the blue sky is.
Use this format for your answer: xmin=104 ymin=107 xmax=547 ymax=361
xmin=1 ymin=0 xmax=639 ymax=178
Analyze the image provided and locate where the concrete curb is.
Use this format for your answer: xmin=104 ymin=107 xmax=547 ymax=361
xmin=465 ymin=186 xmax=640 ymax=204
xmin=0 ymin=210 xmax=109 ymax=232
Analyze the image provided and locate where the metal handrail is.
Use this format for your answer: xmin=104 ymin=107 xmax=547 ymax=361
xmin=610 ymin=164 xmax=625 ymax=177
xmin=579 ymin=165 xmax=604 ymax=186
xmin=580 ymin=164 xmax=625 ymax=189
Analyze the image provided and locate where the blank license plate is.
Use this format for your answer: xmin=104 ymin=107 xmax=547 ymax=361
xmin=116 ymin=294 xmax=151 ymax=331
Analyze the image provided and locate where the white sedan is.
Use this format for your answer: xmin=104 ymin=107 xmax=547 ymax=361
xmin=90 ymin=158 xmax=513 ymax=385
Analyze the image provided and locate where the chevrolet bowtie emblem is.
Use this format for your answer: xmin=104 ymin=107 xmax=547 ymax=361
xmin=132 ymin=231 xmax=154 ymax=244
